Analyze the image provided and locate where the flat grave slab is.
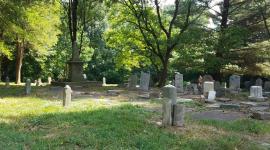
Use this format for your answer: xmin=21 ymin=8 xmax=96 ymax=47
xmin=191 ymin=110 xmax=246 ymax=121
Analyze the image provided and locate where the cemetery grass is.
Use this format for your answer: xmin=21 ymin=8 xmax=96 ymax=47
xmin=0 ymin=85 xmax=269 ymax=149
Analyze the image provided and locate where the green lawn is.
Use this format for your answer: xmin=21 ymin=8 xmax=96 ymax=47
xmin=0 ymin=84 xmax=269 ymax=149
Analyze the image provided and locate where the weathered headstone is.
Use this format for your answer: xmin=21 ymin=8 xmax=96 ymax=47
xmin=128 ymin=74 xmax=137 ymax=89
xmin=248 ymin=86 xmax=265 ymax=101
xmin=174 ymin=72 xmax=183 ymax=93
xmin=214 ymin=81 xmax=225 ymax=97
xmin=102 ymin=77 xmax=106 ymax=86
xmin=192 ymin=84 xmax=199 ymax=95
xmin=5 ymin=76 xmax=10 ymax=88
xmin=139 ymin=72 xmax=150 ymax=91
xmin=172 ymin=104 xmax=185 ymax=127
xmin=163 ymin=84 xmax=177 ymax=105
xmin=162 ymin=99 xmax=172 ymax=127
xmin=48 ymin=77 xmax=52 ymax=84
xmin=63 ymin=85 xmax=72 ymax=107
xmin=229 ymin=75 xmax=241 ymax=93
xmin=203 ymin=81 xmax=214 ymax=96
xmin=25 ymin=79 xmax=31 ymax=95
xmin=203 ymin=75 xmax=214 ymax=82
xmin=264 ymin=81 xmax=270 ymax=91
xmin=255 ymin=78 xmax=263 ymax=86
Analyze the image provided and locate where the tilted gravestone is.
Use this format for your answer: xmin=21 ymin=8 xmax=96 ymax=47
xmin=248 ymin=86 xmax=265 ymax=101
xmin=25 ymin=79 xmax=31 ymax=95
xmin=139 ymin=72 xmax=150 ymax=91
xmin=63 ymin=85 xmax=72 ymax=107
xmin=264 ymin=81 xmax=270 ymax=91
xmin=255 ymin=78 xmax=263 ymax=86
xmin=229 ymin=75 xmax=241 ymax=93
xmin=128 ymin=74 xmax=137 ymax=89
xmin=174 ymin=72 xmax=183 ymax=93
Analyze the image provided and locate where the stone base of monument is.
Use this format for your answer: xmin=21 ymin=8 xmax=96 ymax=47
xmin=252 ymin=111 xmax=270 ymax=120
xmin=51 ymin=81 xmax=102 ymax=87
xmin=248 ymin=96 xmax=266 ymax=102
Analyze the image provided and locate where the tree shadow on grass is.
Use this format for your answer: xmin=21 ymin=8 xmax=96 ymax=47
xmin=0 ymin=105 xmax=263 ymax=150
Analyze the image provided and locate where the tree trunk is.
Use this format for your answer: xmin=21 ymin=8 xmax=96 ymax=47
xmin=15 ymin=40 xmax=24 ymax=84
xmin=158 ymin=59 xmax=169 ymax=87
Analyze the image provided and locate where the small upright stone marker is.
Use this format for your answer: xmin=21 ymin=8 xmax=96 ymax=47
xmin=174 ymin=72 xmax=183 ymax=93
xmin=162 ymin=99 xmax=172 ymax=127
xmin=102 ymin=77 xmax=106 ymax=86
xmin=5 ymin=76 xmax=10 ymax=88
xmin=25 ymin=79 xmax=31 ymax=95
xmin=139 ymin=72 xmax=150 ymax=91
xmin=128 ymin=74 xmax=137 ymax=89
xmin=63 ymin=85 xmax=72 ymax=107
xmin=203 ymin=81 xmax=214 ymax=96
xmin=83 ymin=74 xmax=87 ymax=80
xmin=229 ymin=75 xmax=241 ymax=93
xmin=173 ymin=104 xmax=185 ymax=126
xmin=248 ymin=86 xmax=265 ymax=101
xmin=48 ymin=77 xmax=52 ymax=84
xmin=206 ymin=91 xmax=216 ymax=103
xmin=36 ymin=78 xmax=42 ymax=86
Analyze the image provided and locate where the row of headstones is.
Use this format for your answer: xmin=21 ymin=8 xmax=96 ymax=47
xmin=5 ymin=77 xmax=52 ymax=87
xmin=128 ymin=72 xmax=150 ymax=91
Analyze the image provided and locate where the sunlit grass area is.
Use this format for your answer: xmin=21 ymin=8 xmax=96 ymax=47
xmin=0 ymin=84 xmax=269 ymax=149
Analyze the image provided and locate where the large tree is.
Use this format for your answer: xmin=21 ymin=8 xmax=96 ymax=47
xmin=108 ymin=0 xmax=209 ymax=86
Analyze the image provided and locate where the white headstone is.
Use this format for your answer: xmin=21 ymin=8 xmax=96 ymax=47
xmin=139 ymin=72 xmax=150 ymax=91
xmin=207 ymin=91 xmax=216 ymax=101
xmin=36 ymin=78 xmax=42 ymax=86
xmin=83 ymin=74 xmax=87 ymax=80
xmin=63 ymin=85 xmax=72 ymax=107
xmin=102 ymin=77 xmax=106 ymax=86
xmin=248 ymin=86 xmax=265 ymax=101
xmin=203 ymin=81 xmax=214 ymax=95
xmin=229 ymin=75 xmax=241 ymax=93
xmin=48 ymin=77 xmax=52 ymax=84
xmin=174 ymin=72 xmax=183 ymax=93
